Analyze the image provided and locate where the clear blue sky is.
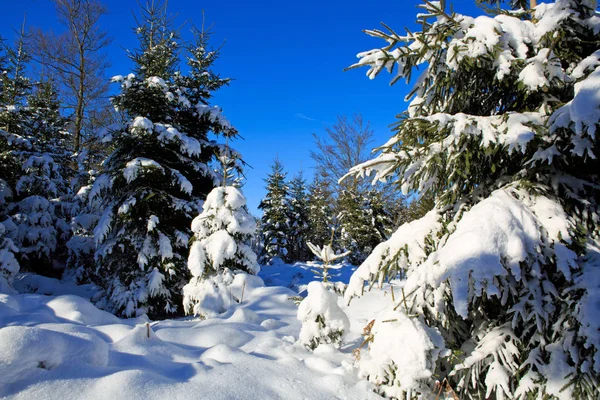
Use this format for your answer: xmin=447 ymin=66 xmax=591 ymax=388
xmin=3 ymin=0 xmax=482 ymax=214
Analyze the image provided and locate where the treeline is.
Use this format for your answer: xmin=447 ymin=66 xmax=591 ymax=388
xmin=257 ymin=115 xmax=432 ymax=266
xmin=258 ymin=160 xmax=394 ymax=265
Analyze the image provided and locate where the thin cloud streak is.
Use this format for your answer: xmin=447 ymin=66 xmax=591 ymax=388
xmin=294 ymin=112 xmax=317 ymax=122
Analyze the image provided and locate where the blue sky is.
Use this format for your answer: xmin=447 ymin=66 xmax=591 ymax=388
xmin=3 ymin=0 xmax=482 ymax=214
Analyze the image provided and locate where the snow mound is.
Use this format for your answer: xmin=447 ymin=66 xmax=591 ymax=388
xmin=0 ymin=325 xmax=109 ymax=385
xmin=357 ymin=310 xmax=445 ymax=398
xmin=45 ymin=295 xmax=121 ymax=326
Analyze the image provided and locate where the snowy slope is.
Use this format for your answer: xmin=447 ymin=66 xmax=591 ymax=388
xmin=0 ymin=267 xmax=386 ymax=400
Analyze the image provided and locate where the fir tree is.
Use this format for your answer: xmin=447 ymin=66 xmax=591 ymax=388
xmin=344 ymin=0 xmax=600 ymax=398
xmin=0 ymin=27 xmax=72 ymax=276
xmin=306 ymin=174 xmax=334 ymax=249
xmin=183 ymin=184 xmax=259 ymax=318
xmin=0 ymin=220 xmax=19 ymax=293
xmin=287 ymin=171 xmax=310 ymax=262
xmin=336 ymin=188 xmax=366 ymax=264
xmin=362 ymin=189 xmax=393 ymax=244
xmin=258 ymin=159 xmax=290 ymax=264
xmin=91 ymin=2 xmax=238 ymax=318
xmin=8 ymin=80 xmax=72 ymax=275
xmin=336 ymin=188 xmax=388 ymax=265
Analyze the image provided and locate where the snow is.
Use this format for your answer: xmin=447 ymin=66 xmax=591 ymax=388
xmin=345 ymin=208 xmax=442 ymax=302
xmin=0 ymin=264 xmax=385 ymax=400
xmin=12 ymin=274 xmax=99 ymax=299
xmin=260 ymin=259 xmax=357 ymax=295
xmin=146 ymin=76 xmax=166 ymax=88
xmin=356 ymin=310 xmax=445 ymax=399
xmin=154 ymin=124 xmax=202 ymax=157
xmin=202 ymin=230 xmax=237 ymax=270
xmin=397 ymin=186 xmax=576 ymax=319
xmin=576 ymin=245 xmax=600 ymax=372
xmin=187 ymin=240 xmax=207 ymax=278
xmin=131 ymin=116 xmax=154 ymax=133
xmin=45 ymin=295 xmax=121 ymax=326
xmin=123 ymin=158 xmax=164 ymax=183
xmin=297 ymin=281 xmax=350 ymax=349
xmin=0 ymin=325 xmax=109 ymax=384
xmin=193 ymin=186 xmax=257 ymax=236
xmin=552 ymin=64 xmax=600 ymax=140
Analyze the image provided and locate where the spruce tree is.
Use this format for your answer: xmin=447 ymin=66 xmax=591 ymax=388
xmin=344 ymin=0 xmax=600 ymax=398
xmin=0 ymin=28 xmax=72 ymax=277
xmin=337 ymin=188 xmax=388 ymax=265
xmin=9 ymin=80 xmax=72 ymax=275
xmin=258 ymin=159 xmax=290 ymax=264
xmin=91 ymin=2 xmax=237 ymax=318
xmin=336 ymin=188 xmax=367 ymax=264
xmin=287 ymin=171 xmax=310 ymax=261
xmin=183 ymin=184 xmax=259 ymax=318
xmin=0 ymin=221 xmax=19 ymax=293
xmin=362 ymin=189 xmax=393 ymax=245
xmin=306 ymin=174 xmax=334 ymax=248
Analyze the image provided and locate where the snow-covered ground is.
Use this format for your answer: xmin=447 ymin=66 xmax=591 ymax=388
xmin=259 ymin=259 xmax=358 ymax=295
xmin=0 ymin=263 xmax=393 ymax=400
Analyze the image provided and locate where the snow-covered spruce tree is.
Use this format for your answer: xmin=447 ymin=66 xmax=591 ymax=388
xmin=65 ymin=169 xmax=103 ymax=282
xmin=344 ymin=1 xmax=600 ymax=398
xmin=287 ymin=171 xmax=311 ymax=262
xmin=258 ymin=158 xmax=290 ymax=264
xmin=91 ymin=2 xmax=238 ymax=318
xmin=183 ymin=184 xmax=259 ymax=318
xmin=0 ymin=221 xmax=19 ymax=293
xmin=0 ymin=28 xmax=72 ymax=276
xmin=306 ymin=174 xmax=334 ymax=248
xmin=17 ymin=81 xmax=73 ymax=274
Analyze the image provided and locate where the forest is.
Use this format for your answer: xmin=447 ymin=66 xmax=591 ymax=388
xmin=0 ymin=0 xmax=599 ymax=399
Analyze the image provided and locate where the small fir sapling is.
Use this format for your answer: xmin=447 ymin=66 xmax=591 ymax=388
xmin=297 ymin=237 xmax=351 ymax=350
xmin=297 ymin=280 xmax=350 ymax=350
xmin=307 ymin=238 xmax=350 ymax=293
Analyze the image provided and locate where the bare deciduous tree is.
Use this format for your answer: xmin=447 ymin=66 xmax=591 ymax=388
xmin=29 ymin=0 xmax=111 ymax=153
xmin=311 ymin=113 xmax=408 ymax=229
xmin=310 ymin=114 xmax=374 ymax=193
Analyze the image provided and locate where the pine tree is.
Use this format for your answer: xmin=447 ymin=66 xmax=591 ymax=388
xmin=258 ymin=159 xmax=290 ymax=264
xmin=287 ymin=171 xmax=310 ymax=262
xmin=344 ymin=1 xmax=600 ymax=398
xmin=213 ymin=145 xmax=244 ymax=188
xmin=306 ymin=174 xmax=334 ymax=248
xmin=91 ymin=2 xmax=238 ymax=318
xmin=183 ymin=184 xmax=259 ymax=318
